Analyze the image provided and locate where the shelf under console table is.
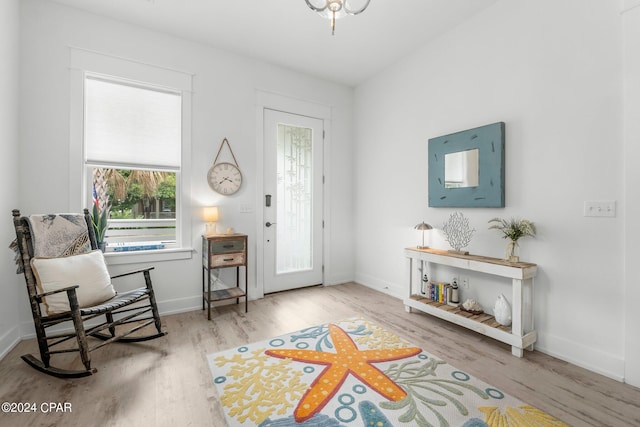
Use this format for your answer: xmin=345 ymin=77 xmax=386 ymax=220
xmin=404 ymin=247 xmax=537 ymax=357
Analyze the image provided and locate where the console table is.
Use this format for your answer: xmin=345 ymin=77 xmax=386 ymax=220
xmin=404 ymin=247 xmax=537 ymax=357
xmin=202 ymin=234 xmax=248 ymax=320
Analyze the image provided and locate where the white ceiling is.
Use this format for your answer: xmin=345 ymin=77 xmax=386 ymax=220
xmin=49 ymin=0 xmax=499 ymax=87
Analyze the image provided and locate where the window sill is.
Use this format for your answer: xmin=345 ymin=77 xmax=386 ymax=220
xmin=104 ymin=247 xmax=194 ymax=265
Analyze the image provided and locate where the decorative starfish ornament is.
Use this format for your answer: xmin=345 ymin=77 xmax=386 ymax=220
xmin=265 ymin=324 xmax=422 ymax=422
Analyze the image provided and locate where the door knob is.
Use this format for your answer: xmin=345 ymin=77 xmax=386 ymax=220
xmin=265 ymin=222 xmax=276 ymax=227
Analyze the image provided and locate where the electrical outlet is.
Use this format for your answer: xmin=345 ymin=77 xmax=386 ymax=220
xmin=461 ymin=277 xmax=469 ymax=289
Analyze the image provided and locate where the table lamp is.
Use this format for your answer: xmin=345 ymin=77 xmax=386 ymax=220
xmin=203 ymin=206 xmax=219 ymax=236
xmin=414 ymin=221 xmax=433 ymax=249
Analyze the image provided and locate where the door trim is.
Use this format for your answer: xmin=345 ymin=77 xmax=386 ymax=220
xmin=255 ymin=90 xmax=332 ymax=299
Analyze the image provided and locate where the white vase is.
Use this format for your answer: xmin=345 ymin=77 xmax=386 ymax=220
xmin=493 ymin=294 xmax=512 ymax=326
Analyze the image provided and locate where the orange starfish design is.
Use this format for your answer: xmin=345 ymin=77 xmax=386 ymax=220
xmin=265 ymin=324 xmax=422 ymax=422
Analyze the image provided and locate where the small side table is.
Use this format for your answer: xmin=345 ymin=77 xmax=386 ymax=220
xmin=202 ymin=234 xmax=248 ymax=320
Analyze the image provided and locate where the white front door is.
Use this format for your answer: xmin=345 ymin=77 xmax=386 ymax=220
xmin=263 ymin=109 xmax=324 ymax=293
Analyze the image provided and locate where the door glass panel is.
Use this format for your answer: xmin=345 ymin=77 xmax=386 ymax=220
xmin=276 ymin=124 xmax=313 ymax=274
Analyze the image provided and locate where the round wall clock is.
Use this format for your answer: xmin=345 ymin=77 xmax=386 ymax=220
xmin=208 ymin=162 xmax=242 ymax=195
xmin=208 ymin=138 xmax=243 ymax=195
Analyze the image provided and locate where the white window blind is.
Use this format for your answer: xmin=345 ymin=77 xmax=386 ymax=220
xmin=85 ymin=77 xmax=181 ymax=168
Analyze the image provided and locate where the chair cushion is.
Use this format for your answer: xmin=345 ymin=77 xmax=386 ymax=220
xmin=31 ymin=250 xmax=116 ymax=315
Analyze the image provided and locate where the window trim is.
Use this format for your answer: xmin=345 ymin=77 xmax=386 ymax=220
xmin=69 ymin=47 xmax=193 ymax=263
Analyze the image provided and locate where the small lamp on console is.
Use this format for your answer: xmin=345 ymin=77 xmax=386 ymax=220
xmin=414 ymin=221 xmax=433 ymax=249
xmin=203 ymin=206 xmax=219 ymax=236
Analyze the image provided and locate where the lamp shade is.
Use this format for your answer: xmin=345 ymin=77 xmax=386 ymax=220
xmin=203 ymin=206 xmax=219 ymax=222
xmin=414 ymin=222 xmax=433 ymax=231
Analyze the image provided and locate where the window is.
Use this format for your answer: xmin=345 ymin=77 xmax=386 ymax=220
xmin=91 ymin=167 xmax=178 ymax=250
xmin=70 ymin=49 xmax=192 ymax=260
xmin=85 ymin=77 xmax=180 ymax=251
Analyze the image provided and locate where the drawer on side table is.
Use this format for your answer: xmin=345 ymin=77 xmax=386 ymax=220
xmin=211 ymin=239 xmax=245 ymax=254
xmin=211 ymin=253 xmax=245 ymax=267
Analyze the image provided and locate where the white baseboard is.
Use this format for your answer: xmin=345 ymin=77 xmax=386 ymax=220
xmin=156 ymin=294 xmax=252 ymax=317
xmin=325 ymin=273 xmax=355 ymax=286
xmin=354 ymin=272 xmax=403 ymax=298
xmin=0 ymin=326 xmax=22 ymax=361
xmin=157 ymin=295 xmax=202 ymax=316
xmin=535 ymin=331 xmax=625 ymax=383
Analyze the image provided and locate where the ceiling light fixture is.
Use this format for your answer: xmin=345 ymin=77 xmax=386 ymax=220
xmin=305 ymin=0 xmax=371 ymax=35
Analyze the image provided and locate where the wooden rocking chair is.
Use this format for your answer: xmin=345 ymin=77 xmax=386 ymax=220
xmin=11 ymin=209 xmax=167 ymax=378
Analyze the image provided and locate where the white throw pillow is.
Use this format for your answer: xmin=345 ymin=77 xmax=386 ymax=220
xmin=31 ymin=250 xmax=116 ymax=315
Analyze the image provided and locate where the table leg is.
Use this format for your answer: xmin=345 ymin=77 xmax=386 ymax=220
xmin=207 ymin=267 xmax=212 ymax=321
xmin=245 ymin=265 xmax=248 ymax=313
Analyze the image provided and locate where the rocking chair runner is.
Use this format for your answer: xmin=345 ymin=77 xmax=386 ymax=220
xmin=11 ymin=209 xmax=167 ymax=378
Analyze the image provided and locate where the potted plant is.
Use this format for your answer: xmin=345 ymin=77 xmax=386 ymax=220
xmin=488 ymin=217 xmax=536 ymax=262
xmin=91 ymin=203 xmax=110 ymax=252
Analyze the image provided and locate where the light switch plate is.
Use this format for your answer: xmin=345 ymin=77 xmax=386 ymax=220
xmin=584 ymin=201 xmax=616 ymax=217
xmin=239 ymin=204 xmax=253 ymax=213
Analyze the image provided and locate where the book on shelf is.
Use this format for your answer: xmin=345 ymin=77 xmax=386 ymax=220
xmin=421 ymin=281 xmax=458 ymax=306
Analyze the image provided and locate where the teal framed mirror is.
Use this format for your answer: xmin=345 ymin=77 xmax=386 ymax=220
xmin=428 ymin=122 xmax=505 ymax=208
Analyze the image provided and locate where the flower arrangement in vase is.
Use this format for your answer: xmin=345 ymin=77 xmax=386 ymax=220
xmin=488 ymin=217 xmax=536 ymax=262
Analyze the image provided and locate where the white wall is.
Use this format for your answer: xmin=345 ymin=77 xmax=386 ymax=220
xmin=16 ymin=0 xmax=354 ymax=332
xmin=0 ymin=0 xmax=22 ymax=359
xmin=354 ymin=0 xmax=627 ymax=381
xmin=623 ymin=0 xmax=640 ymax=388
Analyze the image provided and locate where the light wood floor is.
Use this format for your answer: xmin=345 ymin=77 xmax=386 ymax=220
xmin=1 ymin=282 xmax=639 ymax=426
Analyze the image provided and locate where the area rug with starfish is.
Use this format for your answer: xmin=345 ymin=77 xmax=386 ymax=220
xmin=208 ymin=317 xmax=567 ymax=426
